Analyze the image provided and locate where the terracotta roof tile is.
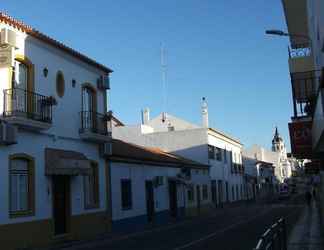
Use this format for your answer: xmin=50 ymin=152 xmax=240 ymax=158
xmin=111 ymin=139 xmax=208 ymax=168
xmin=0 ymin=12 xmax=112 ymax=74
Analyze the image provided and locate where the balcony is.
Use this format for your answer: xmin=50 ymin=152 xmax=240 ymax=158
xmin=79 ymin=111 xmax=111 ymax=143
xmin=282 ymin=0 xmax=309 ymax=44
xmin=3 ymin=88 xmax=53 ymax=130
xmin=288 ymin=43 xmax=315 ymax=74
xmin=290 ymin=70 xmax=321 ymax=120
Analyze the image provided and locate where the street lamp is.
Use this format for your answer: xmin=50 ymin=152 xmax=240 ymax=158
xmin=265 ymin=29 xmax=311 ymax=43
xmin=265 ymin=29 xmax=289 ymax=37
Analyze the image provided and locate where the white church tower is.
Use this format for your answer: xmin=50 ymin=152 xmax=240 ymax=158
xmin=272 ymin=127 xmax=286 ymax=157
xmin=272 ymin=127 xmax=291 ymax=180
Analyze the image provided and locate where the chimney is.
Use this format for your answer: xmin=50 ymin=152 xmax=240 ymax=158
xmin=141 ymin=108 xmax=150 ymax=125
xmin=202 ymin=97 xmax=209 ymax=128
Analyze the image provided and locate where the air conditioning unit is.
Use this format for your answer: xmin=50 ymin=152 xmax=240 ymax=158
xmin=97 ymin=75 xmax=110 ymax=90
xmin=0 ymin=123 xmax=17 ymax=145
xmin=0 ymin=28 xmax=17 ymax=48
xmin=100 ymin=142 xmax=112 ymax=157
xmin=0 ymin=44 xmax=14 ymax=68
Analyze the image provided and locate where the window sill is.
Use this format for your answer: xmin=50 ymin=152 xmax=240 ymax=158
xmin=9 ymin=210 xmax=34 ymax=218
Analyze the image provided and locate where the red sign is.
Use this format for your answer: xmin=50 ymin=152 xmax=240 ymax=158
xmin=289 ymin=120 xmax=312 ymax=158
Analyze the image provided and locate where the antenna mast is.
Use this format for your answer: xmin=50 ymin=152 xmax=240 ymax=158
xmin=161 ymin=43 xmax=168 ymax=122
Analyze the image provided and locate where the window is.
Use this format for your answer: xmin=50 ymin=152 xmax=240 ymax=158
xmin=232 ymin=186 xmax=235 ymax=201
xmin=236 ymin=185 xmax=239 ymax=200
xmin=13 ymin=60 xmax=29 ymax=113
xmin=84 ymin=162 xmax=99 ymax=209
xmin=187 ymin=187 xmax=194 ymax=202
xmin=9 ymin=154 xmax=35 ymax=217
xmin=56 ymin=71 xmax=65 ymax=98
xmin=13 ymin=60 xmax=28 ymax=90
xmin=202 ymin=185 xmax=208 ymax=200
xmin=224 ymin=149 xmax=227 ymax=163
xmin=208 ymin=145 xmax=215 ymax=159
xmin=215 ymin=147 xmax=222 ymax=161
xmin=82 ymin=85 xmax=96 ymax=112
xmin=211 ymin=180 xmax=217 ymax=203
xmin=121 ymin=179 xmax=132 ymax=210
xmin=240 ymin=184 xmax=243 ymax=199
xmin=230 ymin=151 xmax=233 ymax=173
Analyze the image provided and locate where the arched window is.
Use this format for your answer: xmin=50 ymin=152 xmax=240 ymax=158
xmin=81 ymin=84 xmax=97 ymax=131
xmin=11 ymin=56 xmax=34 ymax=114
xmin=9 ymin=154 xmax=35 ymax=217
xmin=82 ymin=85 xmax=96 ymax=112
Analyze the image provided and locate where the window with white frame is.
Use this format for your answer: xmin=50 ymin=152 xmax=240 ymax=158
xmin=9 ymin=154 xmax=35 ymax=217
xmin=10 ymin=159 xmax=29 ymax=212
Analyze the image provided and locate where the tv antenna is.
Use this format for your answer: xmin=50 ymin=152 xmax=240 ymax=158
xmin=161 ymin=43 xmax=168 ymax=123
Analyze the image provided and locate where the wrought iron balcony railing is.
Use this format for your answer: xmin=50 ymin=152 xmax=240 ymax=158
xmin=290 ymin=71 xmax=321 ymax=119
xmin=80 ymin=111 xmax=109 ymax=136
xmin=3 ymin=88 xmax=53 ymax=123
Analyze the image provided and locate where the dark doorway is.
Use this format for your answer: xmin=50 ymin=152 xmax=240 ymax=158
xmin=196 ymin=185 xmax=201 ymax=212
xmin=52 ymin=176 xmax=70 ymax=236
xmin=211 ymin=180 xmax=217 ymax=206
xmin=168 ymin=180 xmax=178 ymax=218
xmin=145 ymin=180 xmax=155 ymax=222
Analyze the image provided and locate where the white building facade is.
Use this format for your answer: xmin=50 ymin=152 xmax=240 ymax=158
xmin=0 ymin=13 xmax=112 ymax=250
xmin=109 ymin=139 xmax=211 ymax=231
xmin=113 ymin=100 xmax=245 ymax=209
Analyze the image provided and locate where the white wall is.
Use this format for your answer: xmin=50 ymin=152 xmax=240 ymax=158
xmin=0 ymin=23 xmax=108 ymax=139
xmin=0 ymin=132 xmax=107 ymax=225
xmin=111 ymin=162 xmax=211 ymax=221
xmin=111 ymin=162 xmax=182 ymax=221
xmin=147 ymin=113 xmax=200 ymax=132
xmin=113 ymin=127 xmax=209 ymax=165
xmin=0 ymin=22 xmax=110 ymax=226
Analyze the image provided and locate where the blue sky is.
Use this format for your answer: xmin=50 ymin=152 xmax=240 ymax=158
xmin=1 ymin=0 xmax=292 ymax=150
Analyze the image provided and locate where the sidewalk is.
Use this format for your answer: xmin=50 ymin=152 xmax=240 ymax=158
xmin=287 ymin=201 xmax=323 ymax=250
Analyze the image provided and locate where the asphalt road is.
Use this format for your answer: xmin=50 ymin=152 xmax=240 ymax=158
xmin=62 ymin=197 xmax=304 ymax=250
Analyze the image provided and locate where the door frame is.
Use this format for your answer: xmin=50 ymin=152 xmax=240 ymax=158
xmin=51 ymin=175 xmax=71 ymax=237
